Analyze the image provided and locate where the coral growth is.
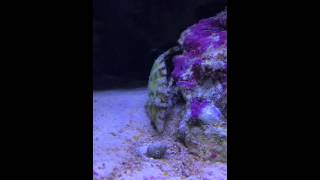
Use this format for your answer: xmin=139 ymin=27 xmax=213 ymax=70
xmin=146 ymin=8 xmax=227 ymax=162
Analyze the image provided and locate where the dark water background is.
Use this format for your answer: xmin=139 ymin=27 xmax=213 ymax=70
xmin=93 ymin=0 xmax=226 ymax=90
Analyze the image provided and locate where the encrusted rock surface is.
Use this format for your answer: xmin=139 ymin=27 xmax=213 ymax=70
xmin=146 ymin=8 xmax=227 ymax=162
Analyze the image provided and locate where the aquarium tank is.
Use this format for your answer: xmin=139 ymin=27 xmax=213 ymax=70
xmin=93 ymin=0 xmax=227 ymax=179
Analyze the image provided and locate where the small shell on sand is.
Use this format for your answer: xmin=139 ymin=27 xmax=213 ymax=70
xmin=146 ymin=143 xmax=167 ymax=159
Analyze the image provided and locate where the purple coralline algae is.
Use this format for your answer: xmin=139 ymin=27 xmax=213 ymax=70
xmin=146 ymin=8 xmax=227 ymax=162
xmin=191 ymin=99 xmax=209 ymax=119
